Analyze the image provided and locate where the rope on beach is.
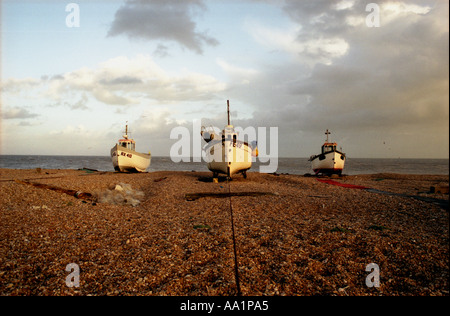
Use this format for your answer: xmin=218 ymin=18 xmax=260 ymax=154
xmin=317 ymin=178 xmax=449 ymax=209
xmin=14 ymin=179 xmax=93 ymax=200
xmin=226 ymin=177 xmax=242 ymax=296
xmin=316 ymin=178 xmax=368 ymax=189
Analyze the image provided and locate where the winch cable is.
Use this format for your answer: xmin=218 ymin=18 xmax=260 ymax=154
xmin=226 ymin=177 xmax=242 ymax=296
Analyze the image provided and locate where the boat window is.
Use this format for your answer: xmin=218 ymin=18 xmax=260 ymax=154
xmin=322 ymin=145 xmax=336 ymax=153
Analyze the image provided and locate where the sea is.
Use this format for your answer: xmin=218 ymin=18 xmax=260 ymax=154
xmin=0 ymin=155 xmax=448 ymax=175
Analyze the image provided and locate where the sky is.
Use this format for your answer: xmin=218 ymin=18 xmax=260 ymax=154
xmin=1 ymin=0 xmax=449 ymax=159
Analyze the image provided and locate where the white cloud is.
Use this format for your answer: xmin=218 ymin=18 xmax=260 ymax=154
xmin=7 ymin=55 xmax=227 ymax=106
xmin=334 ymin=0 xmax=356 ymax=11
xmin=1 ymin=78 xmax=40 ymax=94
xmin=382 ymin=2 xmax=431 ymax=15
xmin=216 ymin=58 xmax=259 ymax=84
xmin=50 ymin=124 xmax=88 ymax=136
xmin=379 ymin=1 xmax=432 ymax=26
xmin=244 ymin=19 xmax=349 ymax=66
xmin=2 ymin=107 xmax=39 ymax=119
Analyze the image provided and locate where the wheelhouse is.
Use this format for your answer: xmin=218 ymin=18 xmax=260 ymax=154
xmin=321 ymin=142 xmax=337 ymax=154
xmin=119 ymin=139 xmax=136 ymax=151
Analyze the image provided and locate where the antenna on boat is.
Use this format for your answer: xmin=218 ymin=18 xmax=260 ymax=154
xmin=124 ymin=121 xmax=129 ymax=139
xmin=227 ymin=100 xmax=231 ymax=126
xmin=325 ymin=129 xmax=330 ymax=143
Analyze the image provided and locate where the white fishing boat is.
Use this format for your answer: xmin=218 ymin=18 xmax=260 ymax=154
xmin=309 ymin=129 xmax=346 ymax=175
xmin=201 ymin=100 xmax=257 ymax=179
xmin=111 ymin=124 xmax=151 ymax=172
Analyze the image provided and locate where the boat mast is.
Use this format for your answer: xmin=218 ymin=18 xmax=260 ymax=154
xmin=325 ymin=129 xmax=330 ymax=143
xmin=124 ymin=121 xmax=128 ymax=139
xmin=227 ymin=100 xmax=231 ymax=126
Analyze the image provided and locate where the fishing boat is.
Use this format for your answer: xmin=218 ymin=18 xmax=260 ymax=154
xmin=201 ymin=100 xmax=257 ymax=179
xmin=110 ymin=124 xmax=151 ymax=172
xmin=309 ymin=129 xmax=346 ymax=175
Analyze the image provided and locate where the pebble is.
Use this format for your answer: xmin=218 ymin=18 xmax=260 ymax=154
xmin=0 ymin=168 xmax=448 ymax=296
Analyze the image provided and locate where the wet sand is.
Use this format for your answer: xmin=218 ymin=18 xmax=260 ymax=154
xmin=0 ymin=168 xmax=448 ymax=296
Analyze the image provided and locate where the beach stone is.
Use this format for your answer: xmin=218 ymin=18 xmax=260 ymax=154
xmin=1 ymin=169 xmax=448 ymax=296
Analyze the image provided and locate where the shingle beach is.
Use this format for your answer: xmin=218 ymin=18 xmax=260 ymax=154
xmin=1 ymin=168 xmax=448 ymax=296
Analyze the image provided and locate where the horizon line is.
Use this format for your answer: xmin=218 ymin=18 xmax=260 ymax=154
xmin=0 ymin=154 xmax=449 ymax=160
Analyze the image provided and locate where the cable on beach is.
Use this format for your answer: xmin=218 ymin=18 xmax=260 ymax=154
xmin=226 ymin=177 xmax=242 ymax=296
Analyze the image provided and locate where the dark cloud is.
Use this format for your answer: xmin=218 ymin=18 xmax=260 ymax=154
xmin=108 ymin=0 xmax=219 ymax=54
xmin=283 ymin=0 xmax=358 ymax=36
xmin=153 ymin=44 xmax=170 ymax=58
xmin=99 ymin=76 xmax=143 ymax=85
xmin=293 ymin=1 xmax=448 ymax=131
xmin=224 ymin=0 xmax=448 ymax=157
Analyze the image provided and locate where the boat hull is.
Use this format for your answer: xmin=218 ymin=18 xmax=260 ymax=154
xmin=310 ymin=151 xmax=345 ymax=175
xmin=111 ymin=144 xmax=151 ymax=173
xmin=204 ymin=139 xmax=252 ymax=177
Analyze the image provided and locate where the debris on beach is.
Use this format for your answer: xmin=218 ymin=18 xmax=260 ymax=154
xmin=93 ymin=183 xmax=144 ymax=207
xmin=14 ymin=179 xmax=93 ymax=200
xmin=185 ymin=191 xmax=277 ymax=201
xmin=154 ymin=177 xmax=168 ymax=182
xmin=430 ymin=184 xmax=449 ymax=194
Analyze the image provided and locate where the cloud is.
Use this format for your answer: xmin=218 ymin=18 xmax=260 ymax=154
xmin=285 ymin=0 xmax=448 ymax=130
xmin=63 ymin=94 xmax=89 ymax=110
xmin=49 ymin=124 xmax=89 ymax=136
xmin=153 ymin=44 xmax=171 ymax=58
xmin=244 ymin=18 xmax=349 ymax=67
xmin=23 ymin=54 xmax=227 ymax=106
xmin=281 ymin=1 xmax=447 ymax=120
xmin=229 ymin=0 xmax=448 ymax=158
xmin=2 ymin=107 xmax=39 ymax=119
xmin=107 ymin=0 xmax=219 ymax=54
xmin=216 ymin=58 xmax=259 ymax=84
xmin=2 ymin=0 xmax=447 ymax=159
xmin=1 ymin=78 xmax=40 ymax=93
xmin=99 ymin=76 xmax=143 ymax=86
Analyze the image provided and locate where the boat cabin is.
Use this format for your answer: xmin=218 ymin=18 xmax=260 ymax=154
xmin=222 ymin=125 xmax=237 ymax=143
xmin=322 ymin=142 xmax=337 ymax=154
xmin=119 ymin=139 xmax=136 ymax=151
xmin=223 ymin=125 xmax=235 ymax=137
